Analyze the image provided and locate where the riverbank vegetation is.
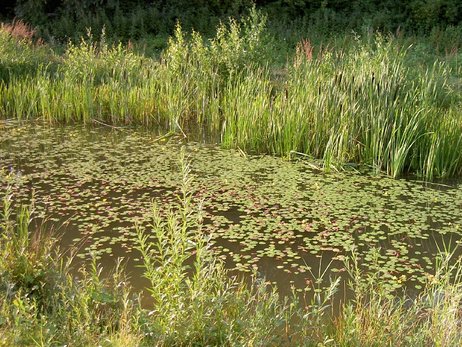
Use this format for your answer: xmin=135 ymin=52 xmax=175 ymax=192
xmin=1 ymin=165 xmax=462 ymax=346
xmin=1 ymin=9 xmax=462 ymax=179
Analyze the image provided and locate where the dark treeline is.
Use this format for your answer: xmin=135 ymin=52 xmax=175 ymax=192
xmin=1 ymin=0 xmax=462 ymax=41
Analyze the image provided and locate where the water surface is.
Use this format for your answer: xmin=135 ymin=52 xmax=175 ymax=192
xmin=1 ymin=122 xmax=462 ymax=300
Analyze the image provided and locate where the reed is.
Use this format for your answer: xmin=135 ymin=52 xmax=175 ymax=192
xmin=0 ymin=12 xmax=461 ymax=179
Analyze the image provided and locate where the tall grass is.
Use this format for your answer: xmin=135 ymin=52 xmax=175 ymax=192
xmin=1 ymin=12 xmax=462 ymax=179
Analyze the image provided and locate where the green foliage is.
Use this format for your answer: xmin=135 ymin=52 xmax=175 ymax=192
xmin=164 ymin=7 xmax=269 ymax=78
xmin=5 ymin=0 xmax=462 ymax=41
xmin=9 ymin=0 xmax=254 ymax=41
xmin=410 ymin=0 xmax=462 ymax=30
xmin=13 ymin=0 xmax=47 ymax=24
xmin=62 ymin=29 xmax=145 ymax=84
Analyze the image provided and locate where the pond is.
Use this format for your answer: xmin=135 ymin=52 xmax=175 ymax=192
xmin=1 ymin=121 xmax=462 ymax=302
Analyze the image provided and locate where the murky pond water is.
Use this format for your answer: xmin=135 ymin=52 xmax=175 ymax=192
xmin=1 ymin=122 xmax=462 ymax=301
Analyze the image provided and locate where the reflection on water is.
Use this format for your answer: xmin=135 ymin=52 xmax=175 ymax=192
xmin=1 ymin=122 xmax=462 ymax=304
